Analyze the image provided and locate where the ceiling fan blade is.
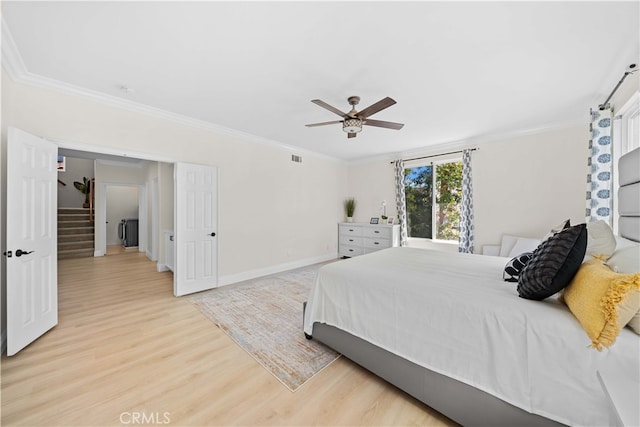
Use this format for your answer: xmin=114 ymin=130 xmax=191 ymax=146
xmin=356 ymin=97 xmax=396 ymax=119
xmin=305 ymin=120 xmax=343 ymax=127
xmin=347 ymin=132 xmax=357 ymax=139
xmin=311 ymin=99 xmax=348 ymax=117
xmin=363 ymin=119 xmax=404 ymax=130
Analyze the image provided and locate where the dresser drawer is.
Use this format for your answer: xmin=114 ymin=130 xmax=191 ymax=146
xmin=341 ymin=236 xmax=363 ymax=246
xmin=362 ymin=237 xmax=391 ymax=249
xmin=339 ymin=225 xmax=363 ymax=237
xmin=363 ymin=227 xmax=391 ymax=239
xmin=338 ymin=223 xmax=399 ymax=258
xmin=339 ymin=245 xmax=364 ymax=257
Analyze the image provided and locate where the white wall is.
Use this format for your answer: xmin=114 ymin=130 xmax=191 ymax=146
xmin=3 ymin=64 xmax=633 ymax=350
xmin=346 ymin=159 xmax=398 ymax=223
xmin=94 ymin=161 xmax=147 ymax=255
xmin=158 ymin=162 xmax=174 ymax=269
xmin=57 ymin=157 xmax=94 ymax=207
xmin=106 ymin=186 xmax=139 ymax=245
xmin=345 ymin=73 xmax=640 ymax=255
xmin=472 ymin=125 xmax=588 ymax=249
xmin=1 ymin=69 xmax=346 ymax=283
xmin=144 ymin=164 xmax=159 ymax=261
xmin=95 ymin=161 xmax=147 ymax=184
xmin=347 ymin=125 xmax=591 ymax=252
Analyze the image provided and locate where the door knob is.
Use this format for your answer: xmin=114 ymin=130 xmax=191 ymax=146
xmin=208 ymin=232 xmax=216 ymax=237
xmin=15 ymin=249 xmax=34 ymax=257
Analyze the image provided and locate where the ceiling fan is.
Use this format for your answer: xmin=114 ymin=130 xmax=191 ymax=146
xmin=306 ymin=96 xmax=404 ymax=138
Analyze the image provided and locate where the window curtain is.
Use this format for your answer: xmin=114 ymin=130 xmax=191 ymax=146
xmin=459 ymin=149 xmax=474 ymax=253
xmin=393 ymin=160 xmax=408 ymax=246
xmin=586 ymin=107 xmax=613 ymax=224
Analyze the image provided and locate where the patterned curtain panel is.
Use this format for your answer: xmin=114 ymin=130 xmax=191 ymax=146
xmin=459 ymin=149 xmax=475 ymax=253
xmin=586 ymin=108 xmax=613 ymax=224
xmin=393 ymin=160 xmax=408 ymax=246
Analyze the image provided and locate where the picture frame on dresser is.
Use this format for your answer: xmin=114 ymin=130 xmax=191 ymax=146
xmin=370 ymin=217 xmax=379 ymax=224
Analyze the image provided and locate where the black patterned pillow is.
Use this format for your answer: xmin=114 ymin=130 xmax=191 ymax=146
xmin=503 ymin=252 xmax=533 ymax=282
xmin=517 ymin=224 xmax=588 ymax=300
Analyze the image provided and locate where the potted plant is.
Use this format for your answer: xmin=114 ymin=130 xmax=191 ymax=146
xmin=74 ymin=177 xmax=92 ymax=208
xmin=344 ymin=197 xmax=356 ymax=222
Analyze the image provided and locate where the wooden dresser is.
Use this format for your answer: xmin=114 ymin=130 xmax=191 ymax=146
xmin=338 ymin=222 xmax=400 ymax=258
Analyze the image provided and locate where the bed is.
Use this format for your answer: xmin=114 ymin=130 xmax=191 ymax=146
xmin=303 ymin=148 xmax=640 ymax=427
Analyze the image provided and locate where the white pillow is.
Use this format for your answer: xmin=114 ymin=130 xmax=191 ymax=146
xmin=584 ymin=220 xmax=616 ymax=260
xmin=606 ymin=245 xmax=640 ymax=274
xmin=507 ymin=237 xmax=541 ymax=257
xmin=482 ymin=245 xmax=501 ymax=256
xmin=499 ymin=235 xmax=519 ymax=257
xmin=543 ymin=219 xmax=570 ymax=240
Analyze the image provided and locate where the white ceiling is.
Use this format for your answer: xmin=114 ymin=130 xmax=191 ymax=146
xmin=2 ymin=1 xmax=639 ymax=161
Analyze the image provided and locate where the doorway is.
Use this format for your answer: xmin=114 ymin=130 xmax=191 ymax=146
xmin=104 ymin=184 xmax=141 ymax=256
xmin=4 ymin=129 xmax=219 ymax=355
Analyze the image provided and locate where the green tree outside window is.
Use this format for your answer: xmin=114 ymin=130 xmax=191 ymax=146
xmin=404 ymin=161 xmax=462 ymax=241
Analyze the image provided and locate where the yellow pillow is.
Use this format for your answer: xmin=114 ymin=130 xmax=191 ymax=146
xmin=562 ymin=259 xmax=640 ymax=350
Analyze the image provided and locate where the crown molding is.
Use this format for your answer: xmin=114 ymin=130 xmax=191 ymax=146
xmin=1 ymin=18 xmax=590 ymax=167
xmin=19 ymin=72 xmax=344 ymax=164
xmin=1 ymin=20 xmax=343 ymax=165
xmin=348 ymin=118 xmax=586 ymax=166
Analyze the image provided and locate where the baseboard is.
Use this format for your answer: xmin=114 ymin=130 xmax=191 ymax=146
xmin=94 ymin=250 xmax=104 ymax=257
xmin=217 ymin=252 xmax=338 ymax=287
xmin=157 ymin=263 xmax=170 ymax=272
xmin=146 ymin=250 xmax=158 ymax=262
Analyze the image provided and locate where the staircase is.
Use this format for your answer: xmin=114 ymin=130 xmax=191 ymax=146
xmin=58 ymin=208 xmax=95 ymax=259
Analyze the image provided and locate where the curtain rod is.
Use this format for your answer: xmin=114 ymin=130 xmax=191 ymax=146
xmin=391 ymin=147 xmax=478 ymax=164
xmin=599 ymin=63 xmax=637 ymax=110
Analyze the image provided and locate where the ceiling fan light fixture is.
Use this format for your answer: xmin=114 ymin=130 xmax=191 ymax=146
xmin=307 ymin=96 xmax=403 ymax=137
xmin=343 ymin=118 xmax=363 ymax=133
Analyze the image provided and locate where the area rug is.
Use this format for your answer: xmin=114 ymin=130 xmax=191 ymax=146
xmin=189 ymin=264 xmax=340 ymax=392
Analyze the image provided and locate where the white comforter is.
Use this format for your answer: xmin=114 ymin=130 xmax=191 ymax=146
xmin=303 ymin=247 xmax=640 ymax=426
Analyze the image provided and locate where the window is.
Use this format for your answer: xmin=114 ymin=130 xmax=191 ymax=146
xmin=404 ymin=160 xmax=463 ymax=241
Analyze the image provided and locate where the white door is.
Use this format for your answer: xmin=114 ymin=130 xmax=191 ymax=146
xmin=174 ymin=162 xmax=218 ymax=296
xmin=150 ymin=177 xmax=159 ymax=261
xmin=6 ymin=127 xmax=58 ymax=356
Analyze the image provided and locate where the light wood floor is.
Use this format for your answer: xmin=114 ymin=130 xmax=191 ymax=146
xmin=1 ymin=253 xmax=456 ymax=426
xmin=106 ymin=244 xmax=140 ymax=256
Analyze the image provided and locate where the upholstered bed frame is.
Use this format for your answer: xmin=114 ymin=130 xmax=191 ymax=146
xmin=307 ymin=147 xmax=640 ymax=426
xmin=618 ymin=147 xmax=640 ymax=242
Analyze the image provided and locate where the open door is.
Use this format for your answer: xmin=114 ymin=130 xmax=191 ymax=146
xmin=174 ymin=162 xmax=218 ymax=296
xmin=5 ymin=127 xmax=58 ymax=356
